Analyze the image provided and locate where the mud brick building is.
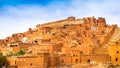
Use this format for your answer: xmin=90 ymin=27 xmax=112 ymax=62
xmin=0 ymin=16 xmax=119 ymax=68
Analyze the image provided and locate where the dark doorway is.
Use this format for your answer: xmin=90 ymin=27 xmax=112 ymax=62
xmin=76 ymin=59 xmax=78 ymax=63
xmin=116 ymin=58 xmax=118 ymax=62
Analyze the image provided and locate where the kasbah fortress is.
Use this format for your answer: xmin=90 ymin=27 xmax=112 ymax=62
xmin=1 ymin=16 xmax=120 ymax=68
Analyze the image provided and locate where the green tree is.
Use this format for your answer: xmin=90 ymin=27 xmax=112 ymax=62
xmin=7 ymin=49 xmax=26 ymax=57
xmin=0 ymin=52 xmax=7 ymax=68
xmin=13 ymin=49 xmax=26 ymax=56
xmin=16 ymin=49 xmax=25 ymax=56
xmin=20 ymin=50 xmax=25 ymax=54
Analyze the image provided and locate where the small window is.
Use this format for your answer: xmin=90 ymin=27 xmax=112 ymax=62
xmin=52 ymin=33 xmax=55 ymax=35
xmin=30 ymin=63 xmax=32 ymax=66
xmin=73 ymin=54 xmax=75 ymax=57
xmin=116 ymin=58 xmax=118 ymax=62
xmin=76 ymin=55 xmax=78 ymax=57
xmin=102 ymin=31 xmax=104 ymax=33
xmin=79 ymin=24 xmax=82 ymax=27
xmin=105 ymin=25 xmax=107 ymax=27
xmin=117 ymin=51 xmax=119 ymax=54
xmin=87 ymin=59 xmax=90 ymax=63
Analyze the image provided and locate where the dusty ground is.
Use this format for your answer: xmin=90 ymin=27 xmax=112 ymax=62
xmin=72 ymin=63 xmax=105 ymax=68
xmin=57 ymin=63 xmax=107 ymax=68
xmin=57 ymin=63 xmax=120 ymax=68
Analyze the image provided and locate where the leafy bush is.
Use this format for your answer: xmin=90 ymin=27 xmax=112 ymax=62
xmin=7 ymin=49 xmax=26 ymax=57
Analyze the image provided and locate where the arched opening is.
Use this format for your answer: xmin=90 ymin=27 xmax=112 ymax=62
xmin=34 ymin=40 xmax=38 ymax=44
xmin=15 ymin=60 xmax=16 ymax=64
xmin=73 ymin=54 xmax=75 ymax=57
xmin=41 ymin=56 xmax=42 ymax=58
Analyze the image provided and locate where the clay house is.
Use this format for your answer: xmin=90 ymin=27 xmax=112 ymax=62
xmin=108 ymin=41 xmax=120 ymax=65
xmin=7 ymin=53 xmax=50 ymax=68
xmin=0 ymin=16 xmax=119 ymax=68
xmin=28 ymin=43 xmax=62 ymax=56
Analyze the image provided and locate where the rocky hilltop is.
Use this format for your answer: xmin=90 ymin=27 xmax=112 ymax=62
xmin=0 ymin=17 xmax=117 ymax=46
xmin=0 ymin=16 xmax=119 ymax=68
xmin=0 ymin=16 xmax=117 ymax=47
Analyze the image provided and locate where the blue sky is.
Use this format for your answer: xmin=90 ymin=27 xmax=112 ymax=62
xmin=0 ymin=0 xmax=120 ymax=39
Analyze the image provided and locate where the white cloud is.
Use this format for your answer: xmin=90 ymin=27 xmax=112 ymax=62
xmin=0 ymin=0 xmax=120 ymax=38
